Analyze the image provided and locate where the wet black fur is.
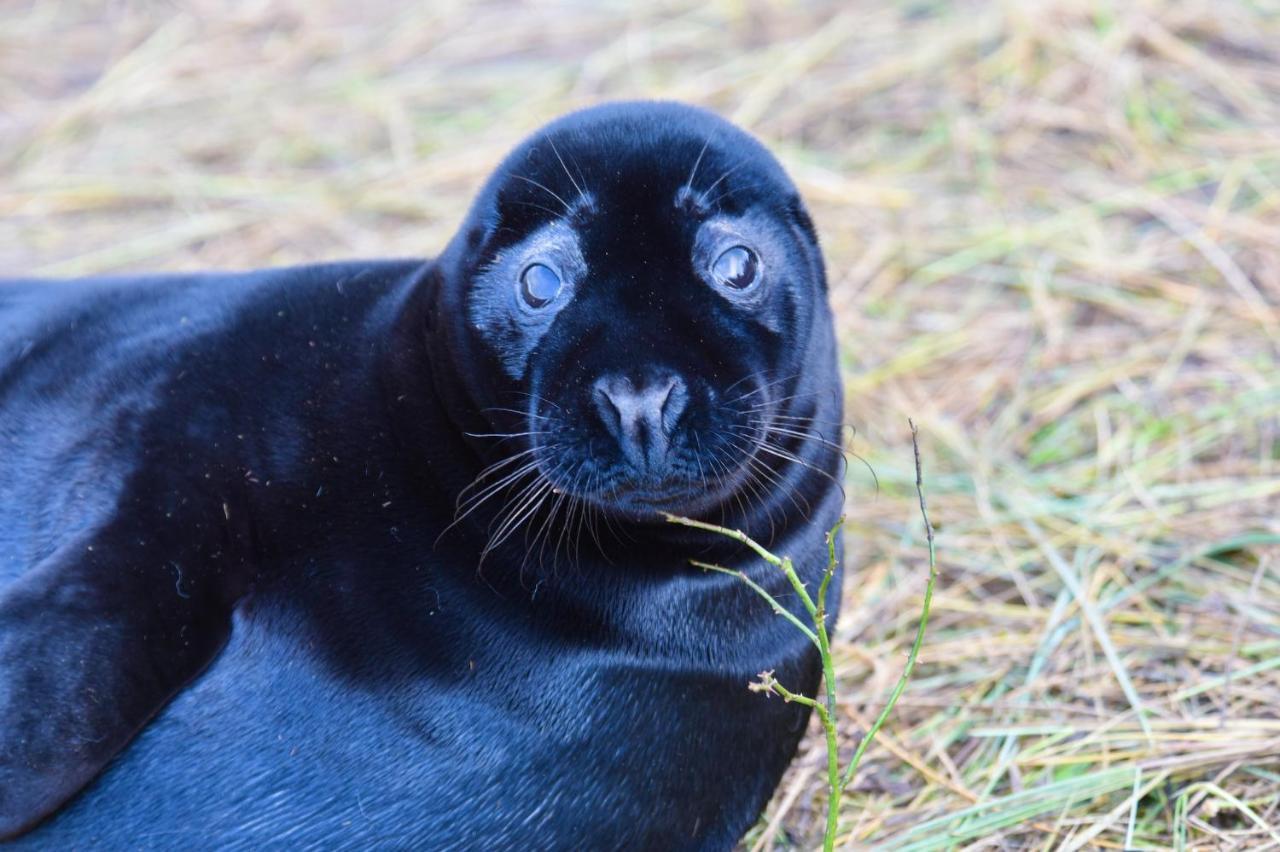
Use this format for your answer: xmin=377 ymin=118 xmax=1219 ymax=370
xmin=0 ymin=101 xmax=843 ymax=848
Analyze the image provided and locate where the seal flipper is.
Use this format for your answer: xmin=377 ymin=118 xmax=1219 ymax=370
xmin=0 ymin=526 xmax=236 ymax=839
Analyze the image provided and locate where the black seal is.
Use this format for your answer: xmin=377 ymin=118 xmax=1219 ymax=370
xmin=0 ymin=101 xmax=843 ymax=849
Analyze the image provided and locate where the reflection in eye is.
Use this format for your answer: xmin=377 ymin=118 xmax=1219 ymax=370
xmin=712 ymin=246 xmax=759 ymax=290
xmin=520 ymin=263 xmax=562 ymax=308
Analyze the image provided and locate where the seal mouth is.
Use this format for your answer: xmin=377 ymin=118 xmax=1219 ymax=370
xmin=528 ymin=422 xmax=769 ymax=520
xmin=604 ymin=482 xmax=697 ymax=508
xmin=587 ymin=469 xmax=748 ymax=517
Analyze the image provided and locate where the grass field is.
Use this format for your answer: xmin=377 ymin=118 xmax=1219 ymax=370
xmin=3 ymin=0 xmax=1279 ymax=847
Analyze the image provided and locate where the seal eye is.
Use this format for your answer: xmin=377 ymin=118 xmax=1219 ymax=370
xmin=712 ymin=246 xmax=759 ymax=290
xmin=520 ymin=263 xmax=562 ymax=308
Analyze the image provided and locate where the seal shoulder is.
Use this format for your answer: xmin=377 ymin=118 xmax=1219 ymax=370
xmin=0 ymin=259 xmax=434 ymax=839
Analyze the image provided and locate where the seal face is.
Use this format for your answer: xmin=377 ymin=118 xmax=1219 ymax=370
xmin=450 ymin=102 xmax=833 ymax=538
xmin=0 ymin=102 xmax=843 ymax=849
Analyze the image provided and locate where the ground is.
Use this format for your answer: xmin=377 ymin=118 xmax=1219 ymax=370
xmin=2 ymin=0 xmax=1278 ymax=847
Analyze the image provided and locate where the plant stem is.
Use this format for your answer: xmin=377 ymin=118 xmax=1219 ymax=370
xmin=663 ymin=513 xmax=817 ymax=616
xmin=840 ymin=419 xmax=937 ymax=789
xmin=664 ymin=419 xmax=938 ymax=852
xmin=690 ymin=560 xmax=820 ymax=647
xmin=815 ymin=520 xmax=844 ymax=852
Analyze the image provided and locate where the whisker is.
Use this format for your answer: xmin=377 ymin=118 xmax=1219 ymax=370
xmin=480 ymin=478 xmax=554 ymax=564
xmin=552 ymin=468 xmax=587 ymax=571
xmin=753 ymin=441 xmax=847 ymax=499
xmin=691 ymin=432 xmax=711 ymax=493
xmin=463 ymin=430 xmax=550 ymax=440
xmin=727 ymin=372 xmax=800 ymax=405
xmin=706 ymin=178 xmax=766 ymax=210
xmin=582 ymin=470 xmax=609 ymax=557
xmin=509 ymin=174 xmax=572 ymax=214
xmin=547 ymin=137 xmax=589 ymax=209
xmin=754 ymin=424 xmax=847 ymax=456
xmin=685 ymin=137 xmax=711 ymax=191
xmin=741 ymin=390 xmax=826 ymax=411
xmin=437 ymin=462 xmax=540 ymax=548
xmin=508 ymin=199 xmax=564 ymax=220
xmin=748 ymin=418 xmax=877 ymax=493
xmin=446 ymin=460 xmax=542 ymax=532
xmin=736 ymin=460 xmax=777 ymax=542
xmin=701 ymin=162 xmax=743 ymax=199
xmin=737 ymin=445 xmax=812 ymax=521
xmin=732 ymin=422 xmax=849 ymax=474
xmin=528 ymin=490 xmax=566 ymax=572
xmin=707 ymin=450 xmax=751 ymax=529
xmin=455 ymin=448 xmax=541 ymax=506
xmin=480 ymin=406 xmax=555 ymax=422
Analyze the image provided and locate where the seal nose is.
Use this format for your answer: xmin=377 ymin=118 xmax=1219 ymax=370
xmin=592 ymin=372 xmax=688 ymax=473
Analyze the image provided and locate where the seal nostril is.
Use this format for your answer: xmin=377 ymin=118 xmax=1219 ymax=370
xmin=659 ymin=376 xmax=688 ymax=433
xmin=591 ymin=378 xmax=624 ymax=439
xmin=592 ymin=372 xmax=687 ymax=471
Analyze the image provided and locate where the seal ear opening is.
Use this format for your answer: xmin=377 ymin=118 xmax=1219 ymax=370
xmin=787 ymin=195 xmax=820 ymax=247
xmin=464 ymin=214 xmax=498 ymax=256
xmin=787 ymin=195 xmax=828 ymax=293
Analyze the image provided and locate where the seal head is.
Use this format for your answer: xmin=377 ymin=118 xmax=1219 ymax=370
xmin=433 ymin=102 xmax=832 ymax=535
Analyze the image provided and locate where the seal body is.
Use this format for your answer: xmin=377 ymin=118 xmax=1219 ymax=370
xmin=0 ymin=102 xmax=843 ymax=849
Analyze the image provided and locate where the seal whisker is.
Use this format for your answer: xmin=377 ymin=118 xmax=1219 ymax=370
xmin=685 ymin=137 xmax=711 ymax=192
xmin=552 ymin=460 xmax=586 ymax=568
xmin=509 ymin=174 xmax=573 ymax=215
xmin=551 ymin=489 xmax=575 ymax=571
xmin=705 ymin=448 xmax=751 ymax=529
xmin=706 ymin=178 xmax=766 ymax=210
xmin=488 ymin=451 xmax=572 ymax=563
xmin=452 ymin=464 xmax=543 ymax=525
xmin=723 ymin=370 xmax=797 ymax=400
xmin=752 ymin=440 xmax=847 ymax=500
xmin=741 ymin=389 xmax=824 ymax=410
xmin=571 ymin=489 xmax=590 ymax=567
xmin=764 ymin=412 xmax=849 ymax=428
xmin=701 ymin=444 xmax=740 ymax=489
xmin=509 ymin=200 xmax=565 ymax=220
xmin=455 ymin=448 xmax=541 ymax=505
xmin=463 ymin=430 xmax=551 ymax=441
xmin=547 ymin=137 xmax=590 ymax=211
xmin=700 ymin=161 xmax=745 ymax=200
xmin=737 ymin=461 xmax=777 ymax=543
xmin=454 ymin=471 xmax=538 ymax=524
xmin=760 ymin=424 xmax=853 ymax=481
xmin=736 ymin=420 xmax=877 ymax=493
xmin=731 ymin=422 xmax=848 ymax=462
xmin=691 ymin=433 xmax=712 ymax=494
xmin=736 ymin=445 xmax=813 ymax=521
xmin=480 ymin=476 xmax=554 ymax=564
xmin=728 ymin=372 xmax=801 ymax=405
xmin=726 ymin=436 xmax=784 ymax=518
xmin=505 ymin=391 xmax=565 ymax=418
xmin=438 ymin=459 xmax=544 ymax=546
xmin=481 ymin=406 xmax=555 ymax=421
xmin=580 ymin=469 xmax=610 ymax=559
xmin=526 ymin=489 xmax=566 ymax=573
xmin=518 ymin=458 xmax=578 ymax=579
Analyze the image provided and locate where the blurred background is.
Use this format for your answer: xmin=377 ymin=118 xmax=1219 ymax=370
xmin=3 ymin=0 xmax=1278 ymax=847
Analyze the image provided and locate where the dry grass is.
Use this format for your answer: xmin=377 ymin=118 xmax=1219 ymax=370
xmin=3 ymin=0 xmax=1279 ymax=848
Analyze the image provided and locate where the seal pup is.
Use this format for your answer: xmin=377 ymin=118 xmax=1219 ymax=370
xmin=0 ymin=101 xmax=843 ymax=848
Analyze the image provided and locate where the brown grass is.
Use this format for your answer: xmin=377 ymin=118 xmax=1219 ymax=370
xmin=3 ymin=0 xmax=1278 ymax=848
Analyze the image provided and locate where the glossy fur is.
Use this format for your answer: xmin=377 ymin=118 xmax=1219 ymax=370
xmin=0 ymin=102 xmax=843 ymax=849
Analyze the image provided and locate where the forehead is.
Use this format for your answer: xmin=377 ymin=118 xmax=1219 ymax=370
xmin=489 ymin=107 xmax=792 ymax=238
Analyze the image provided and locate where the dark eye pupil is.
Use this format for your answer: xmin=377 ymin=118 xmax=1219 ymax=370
xmin=520 ymin=264 xmax=562 ymax=307
xmin=713 ymin=246 xmax=758 ymax=289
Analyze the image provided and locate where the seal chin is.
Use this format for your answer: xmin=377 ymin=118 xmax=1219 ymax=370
xmin=591 ymin=477 xmax=724 ymax=518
